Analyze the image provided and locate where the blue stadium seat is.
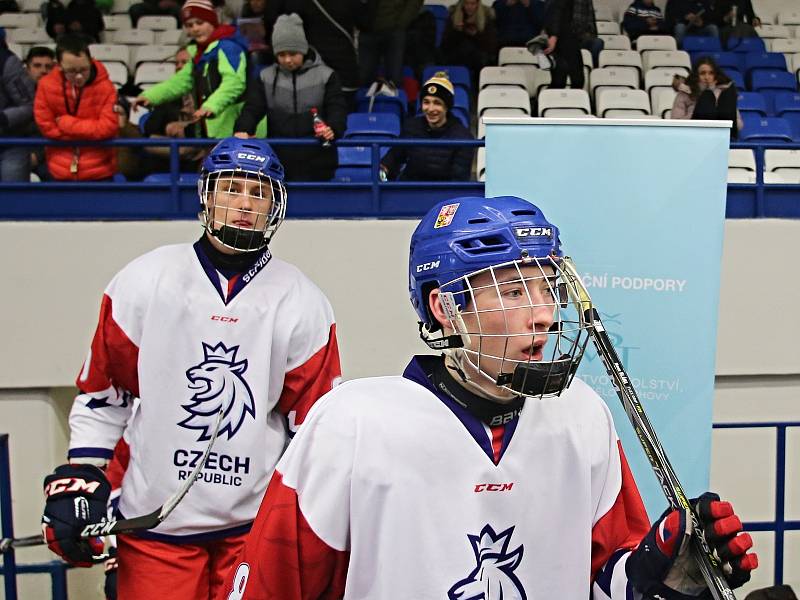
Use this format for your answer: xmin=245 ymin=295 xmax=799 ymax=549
xmin=727 ymin=37 xmax=766 ymax=53
xmin=337 ymin=145 xmax=388 ymax=166
xmin=739 ymin=117 xmax=794 ymax=143
xmin=355 ymin=88 xmax=409 ymax=120
xmin=344 ymin=112 xmax=401 ymax=138
xmin=422 ymin=65 xmax=472 ymax=93
xmin=692 ymin=51 xmax=741 ymax=72
xmin=726 ymin=69 xmax=745 ymax=91
xmin=143 ymin=173 xmax=200 ymax=184
xmin=782 ymin=113 xmax=800 ymax=141
xmin=744 ymin=52 xmax=788 ymax=77
xmin=737 ymin=92 xmax=769 ymax=117
xmin=332 ymin=167 xmax=373 ymax=183
xmin=682 ymin=36 xmax=722 ymax=53
xmin=772 ymin=92 xmax=800 ymax=116
xmin=751 ymin=70 xmax=797 ymax=93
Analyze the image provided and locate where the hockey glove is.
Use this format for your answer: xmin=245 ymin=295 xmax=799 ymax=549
xmin=42 ymin=463 xmax=111 ymax=567
xmin=104 ymin=545 xmax=118 ymax=600
xmin=627 ymin=492 xmax=758 ymax=599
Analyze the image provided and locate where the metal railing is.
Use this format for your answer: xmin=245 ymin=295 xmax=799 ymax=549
xmin=0 ymin=137 xmax=797 ymax=219
xmin=1 ymin=422 xmax=798 ymax=599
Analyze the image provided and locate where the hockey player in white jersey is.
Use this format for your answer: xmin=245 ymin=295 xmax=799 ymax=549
xmin=219 ymin=195 xmax=756 ymax=600
xmin=40 ymin=137 xmax=341 ymax=600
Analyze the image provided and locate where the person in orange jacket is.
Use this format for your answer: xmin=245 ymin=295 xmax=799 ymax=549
xmin=34 ymin=34 xmax=118 ymax=181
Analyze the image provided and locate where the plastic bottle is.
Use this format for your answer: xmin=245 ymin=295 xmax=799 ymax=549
xmin=310 ymin=107 xmax=331 ymax=147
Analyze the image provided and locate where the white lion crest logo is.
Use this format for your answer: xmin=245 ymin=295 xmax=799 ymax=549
xmin=181 ymin=342 xmax=256 ymax=441
xmin=448 ymin=525 xmax=527 ymax=600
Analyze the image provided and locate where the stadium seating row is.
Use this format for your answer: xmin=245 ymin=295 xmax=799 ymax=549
xmin=4 ymin=26 xmax=182 ymax=46
xmin=728 ymin=147 xmax=800 ymax=182
xmin=0 ymin=13 xmax=178 ymax=31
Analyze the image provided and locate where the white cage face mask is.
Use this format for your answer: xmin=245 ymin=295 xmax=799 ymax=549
xmin=438 ymin=256 xmax=591 ymax=399
xmin=199 ymin=169 xmax=287 ymax=252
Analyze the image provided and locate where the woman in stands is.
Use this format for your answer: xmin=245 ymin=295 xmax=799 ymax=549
xmin=380 ymin=72 xmax=474 ymax=181
xmin=441 ymin=0 xmax=498 ymax=84
xmin=670 ymin=56 xmax=743 ymax=138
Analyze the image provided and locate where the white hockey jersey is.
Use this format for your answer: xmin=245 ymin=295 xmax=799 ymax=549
xmin=224 ymin=356 xmax=650 ymax=600
xmin=69 ymin=241 xmax=340 ymax=540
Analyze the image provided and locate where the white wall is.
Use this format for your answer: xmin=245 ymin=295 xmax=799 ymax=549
xmin=1 ymin=218 xmax=798 ymax=598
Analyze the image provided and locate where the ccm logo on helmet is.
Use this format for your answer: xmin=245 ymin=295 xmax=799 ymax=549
xmin=236 ymin=153 xmax=266 ymax=163
xmin=416 ymin=260 xmax=440 ymax=272
xmin=515 ymin=227 xmax=553 ymax=238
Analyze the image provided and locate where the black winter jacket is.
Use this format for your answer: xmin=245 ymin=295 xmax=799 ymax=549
xmin=382 ymin=114 xmax=474 ymax=181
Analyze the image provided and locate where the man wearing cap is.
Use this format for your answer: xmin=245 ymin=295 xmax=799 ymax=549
xmin=381 ymin=71 xmax=474 ymax=181
xmin=133 ymin=0 xmax=261 ymax=139
xmin=234 ymin=12 xmax=347 ymax=181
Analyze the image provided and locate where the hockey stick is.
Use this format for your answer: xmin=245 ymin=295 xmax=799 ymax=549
xmin=561 ymin=258 xmax=737 ymax=600
xmin=0 ymin=406 xmax=224 ymax=557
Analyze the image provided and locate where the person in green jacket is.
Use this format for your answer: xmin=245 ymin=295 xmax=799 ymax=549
xmin=133 ymin=0 xmax=264 ymax=138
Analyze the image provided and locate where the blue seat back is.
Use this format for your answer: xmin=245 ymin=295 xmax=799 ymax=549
xmin=727 ymin=37 xmax=766 ymax=53
xmin=692 ymin=51 xmax=741 ymax=72
xmin=682 ymin=36 xmax=722 ymax=53
xmin=344 ymin=112 xmax=402 ymax=138
xmin=737 ymin=91 xmax=768 ymax=116
xmin=739 ymin=116 xmax=794 ymax=142
xmin=751 ymin=70 xmax=797 ymax=92
xmin=355 ymin=88 xmax=409 ymax=120
xmin=773 ymin=92 xmax=800 ymax=116
xmin=332 ymin=167 xmax=373 ymax=183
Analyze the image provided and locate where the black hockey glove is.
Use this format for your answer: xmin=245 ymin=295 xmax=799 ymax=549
xmin=42 ymin=463 xmax=110 ymax=567
xmin=104 ymin=545 xmax=118 ymax=600
xmin=627 ymin=492 xmax=758 ymax=599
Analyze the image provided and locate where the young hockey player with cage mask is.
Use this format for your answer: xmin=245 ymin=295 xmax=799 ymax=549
xmin=40 ymin=137 xmax=341 ymax=600
xmin=219 ymin=195 xmax=756 ymax=600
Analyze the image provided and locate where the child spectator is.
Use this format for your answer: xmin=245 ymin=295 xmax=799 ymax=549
xmin=441 ymin=0 xmax=498 ymax=83
xmin=623 ymin=0 xmax=669 ymax=41
xmin=234 ymin=13 xmax=346 ymax=181
xmin=34 ymin=34 xmax=118 ymax=181
xmin=380 ymin=72 xmax=474 ymax=181
xmin=133 ymin=0 xmax=255 ymax=139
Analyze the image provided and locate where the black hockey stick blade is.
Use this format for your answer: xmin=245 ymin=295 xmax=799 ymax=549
xmin=561 ymin=258 xmax=737 ymax=600
xmin=2 ymin=406 xmax=225 ymax=555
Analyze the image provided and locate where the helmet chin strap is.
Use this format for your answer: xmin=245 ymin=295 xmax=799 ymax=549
xmin=214 ymin=224 xmax=268 ymax=252
xmin=443 ymin=352 xmax=519 ymax=404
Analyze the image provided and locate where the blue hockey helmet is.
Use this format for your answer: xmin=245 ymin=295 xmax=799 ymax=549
xmin=408 ymin=196 xmax=589 ymax=398
xmin=199 ymin=138 xmax=287 ymax=252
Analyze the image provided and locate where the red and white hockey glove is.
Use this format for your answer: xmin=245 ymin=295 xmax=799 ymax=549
xmin=627 ymin=492 xmax=758 ymax=599
xmin=42 ymin=463 xmax=110 ymax=567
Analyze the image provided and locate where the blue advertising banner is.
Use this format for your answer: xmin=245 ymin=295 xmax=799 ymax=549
xmin=484 ymin=118 xmax=730 ymax=518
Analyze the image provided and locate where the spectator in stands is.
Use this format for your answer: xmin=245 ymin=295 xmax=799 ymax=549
xmin=670 ymin=56 xmax=742 ymax=138
xmin=543 ymin=0 xmax=592 ymax=90
xmin=0 ymin=27 xmax=35 ymax=182
xmin=237 ymin=0 xmax=281 ymax=67
xmin=716 ymin=0 xmax=760 ymax=48
xmin=403 ymin=6 xmax=438 ymax=88
xmin=64 ymin=0 xmax=105 ymax=43
xmin=24 ymin=47 xmax=55 ymax=82
xmin=665 ymin=0 xmax=719 ymax=47
xmin=129 ymin=0 xmax=181 ymax=28
xmin=0 ymin=0 xmax=19 ymax=11
xmin=44 ymin=0 xmax=68 ymax=40
xmin=133 ymin=0 xmax=255 ymax=139
xmin=234 ymin=13 xmax=346 ymax=181
xmin=213 ymin=0 xmax=236 ymax=24
xmin=623 ymin=0 xmax=669 ymax=42
xmin=34 ymin=34 xmax=118 ymax=180
xmin=380 ymin=72 xmax=473 ymax=181
xmin=358 ymin=0 xmax=423 ymax=88
xmin=114 ymin=95 xmax=150 ymax=180
xmin=283 ymin=0 xmax=360 ymax=109
xmin=25 ymin=47 xmax=55 ymax=181
xmin=494 ymin=0 xmax=545 ymax=48
xmin=441 ymin=0 xmax=498 ymax=84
